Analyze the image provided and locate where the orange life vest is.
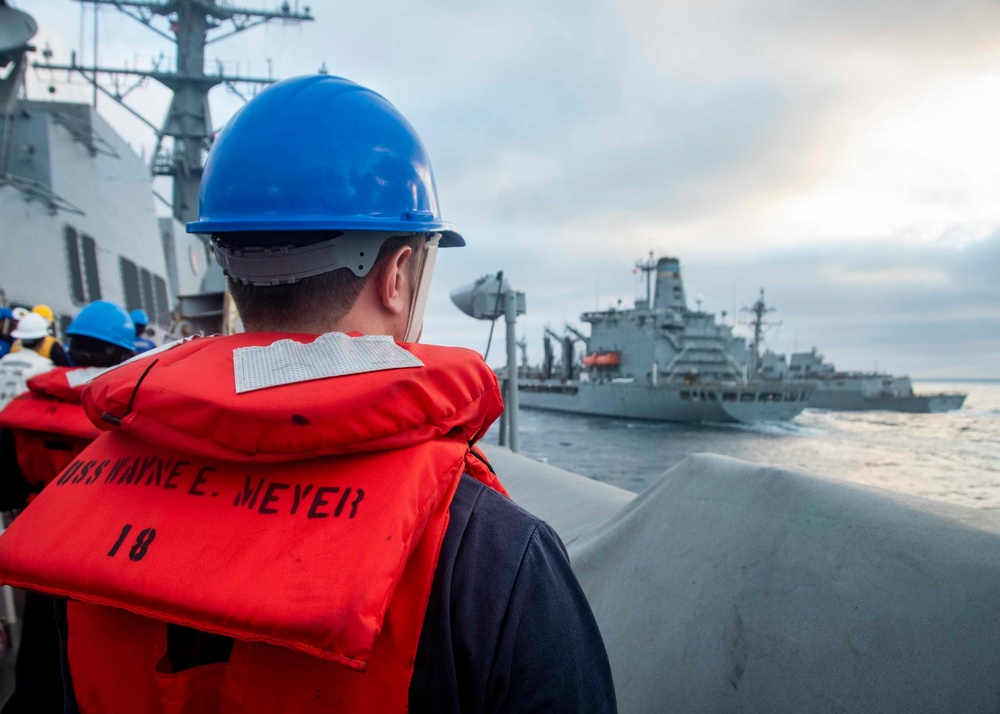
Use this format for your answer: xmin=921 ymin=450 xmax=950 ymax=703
xmin=0 ymin=367 xmax=102 ymax=491
xmin=0 ymin=333 xmax=505 ymax=713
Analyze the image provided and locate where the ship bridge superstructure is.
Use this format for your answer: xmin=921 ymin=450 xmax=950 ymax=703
xmin=580 ymin=255 xmax=747 ymax=385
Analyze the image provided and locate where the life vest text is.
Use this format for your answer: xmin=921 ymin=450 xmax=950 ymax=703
xmin=53 ymin=457 xmax=365 ymax=519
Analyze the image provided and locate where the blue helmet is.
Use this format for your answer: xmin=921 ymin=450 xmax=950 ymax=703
xmin=67 ymin=301 xmax=136 ymax=352
xmin=187 ymin=75 xmax=463 ymax=248
xmin=0 ymin=308 xmax=13 ymax=320
xmin=130 ymin=309 xmax=149 ymax=326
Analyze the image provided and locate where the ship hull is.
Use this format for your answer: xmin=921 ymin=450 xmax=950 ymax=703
xmin=808 ymin=390 xmax=966 ymax=413
xmin=518 ymin=380 xmax=811 ymax=424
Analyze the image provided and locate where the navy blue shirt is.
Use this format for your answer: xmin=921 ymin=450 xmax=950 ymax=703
xmin=410 ymin=474 xmax=617 ymax=712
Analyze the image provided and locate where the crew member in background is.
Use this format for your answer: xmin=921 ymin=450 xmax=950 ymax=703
xmin=0 ymin=309 xmax=14 ymax=358
xmin=10 ymin=305 xmax=69 ymax=367
xmin=0 ymin=313 xmax=55 ymax=410
xmin=129 ymin=309 xmax=156 ymax=353
xmin=0 ymin=75 xmax=617 ymax=713
xmin=0 ymin=301 xmax=136 ymax=714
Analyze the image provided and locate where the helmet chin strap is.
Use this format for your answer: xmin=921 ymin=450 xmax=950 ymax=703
xmin=402 ymin=234 xmax=441 ymax=343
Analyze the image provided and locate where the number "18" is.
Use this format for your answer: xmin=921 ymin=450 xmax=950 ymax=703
xmin=108 ymin=524 xmax=157 ymax=562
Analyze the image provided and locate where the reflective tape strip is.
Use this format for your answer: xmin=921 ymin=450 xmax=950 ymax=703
xmin=233 ymin=333 xmax=423 ymax=394
xmin=66 ymin=367 xmax=110 ymax=389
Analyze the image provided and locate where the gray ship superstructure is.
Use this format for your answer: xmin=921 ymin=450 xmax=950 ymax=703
xmin=758 ymin=349 xmax=966 ymax=413
xmin=0 ymin=3 xmax=204 ymax=334
xmin=518 ymin=255 xmax=813 ymax=423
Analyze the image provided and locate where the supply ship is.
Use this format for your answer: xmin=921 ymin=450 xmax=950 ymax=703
xmin=518 ymin=255 xmax=814 ymax=424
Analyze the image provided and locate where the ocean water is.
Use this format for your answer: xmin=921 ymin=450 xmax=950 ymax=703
xmin=490 ymin=380 xmax=1000 ymax=510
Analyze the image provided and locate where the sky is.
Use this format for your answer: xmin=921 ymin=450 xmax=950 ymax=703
xmin=17 ymin=0 xmax=1000 ymax=377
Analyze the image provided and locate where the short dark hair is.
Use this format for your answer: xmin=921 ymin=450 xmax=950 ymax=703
xmin=67 ymin=335 xmax=135 ymax=368
xmin=225 ymin=232 xmax=423 ymax=330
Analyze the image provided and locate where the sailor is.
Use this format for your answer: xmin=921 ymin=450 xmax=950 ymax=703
xmin=0 ymin=75 xmax=617 ymax=712
xmin=9 ymin=305 xmax=69 ymax=366
xmin=129 ymin=309 xmax=156 ymax=353
xmin=0 ymin=300 xmax=136 ymax=714
xmin=0 ymin=313 xmax=56 ymax=410
xmin=0 ymin=309 xmax=14 ymax=358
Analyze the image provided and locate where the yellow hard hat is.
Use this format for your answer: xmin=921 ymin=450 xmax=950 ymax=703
xmin=31 ymin=304 xmax=54 ymax=323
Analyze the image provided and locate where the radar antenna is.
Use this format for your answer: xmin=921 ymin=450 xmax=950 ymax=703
xmin=34 ymin=0 xmax=314 ymax=227
xmin=740 ymin=288 xmax=781 ymax=381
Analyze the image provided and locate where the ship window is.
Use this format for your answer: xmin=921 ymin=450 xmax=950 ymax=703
xmin=139 ymin=268 xmax=156 ymax=320
xmin=707 ymin=391 xmax=717 ymax=401
xmin=64 ymin=226 xmax=86 ymax=305
xmin=786 ymin=393 xmax=798 ymax=402
xmin=723 ymin=392 xmax=737 ymax=402
xmin=120 ymin=258 xmax=142 ymax=312
xmin=740 ymin=393 xmax=755 ymax=402
xmin=121 ymin=258 xmax=170 ymax=324
xmin=81 ymin=234 xmax=101 ymax=301
xmin=153 ymin=275 xmax=170 ymax=325
xmin=64 ymin=227 xmax=103 ymax=304
xmin=680 ymin=391 xmax=691 ymax=400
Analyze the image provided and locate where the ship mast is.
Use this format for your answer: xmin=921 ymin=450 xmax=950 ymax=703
xmin=34 ymin=0 xmax=314 ymax=226
xmin=741 ymin=288 xmax=781 ymax=381
xmin=634 ymin=251 xmax=656 ymax=308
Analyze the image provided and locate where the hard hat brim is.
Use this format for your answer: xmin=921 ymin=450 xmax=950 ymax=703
xmin=186 ymin=218 xmax=465 ymax=248
xmin=10 ymin=328 xmax=48 ymax=340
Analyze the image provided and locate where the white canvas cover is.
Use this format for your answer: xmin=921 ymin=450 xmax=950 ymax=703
xmin=488 ymin=446 xmax=1000 ymax=713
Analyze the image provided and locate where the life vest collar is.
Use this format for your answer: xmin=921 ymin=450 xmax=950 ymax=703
xmin=83 ymin=333 xmax=503 ymax=464
xmin=26 ymin=366 xmax=104 ymax=403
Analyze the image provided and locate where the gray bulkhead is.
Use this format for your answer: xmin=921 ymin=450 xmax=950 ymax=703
xmin=0 ymin=100 xmax=209 ymax=333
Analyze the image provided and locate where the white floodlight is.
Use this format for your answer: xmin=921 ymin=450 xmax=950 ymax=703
xmin=450 ymin=273 xmax=526 ymax=321
xmin=450 ymin=272 xmax=527 ymax=452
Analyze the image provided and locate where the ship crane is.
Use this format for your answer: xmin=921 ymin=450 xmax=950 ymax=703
xmin=564 ymin=323 xmax=588 ymax=347
xmin=542 ymin=333 xmax=555 ymax=380
xmin=544 ymin=326 xmax=575 ymax=381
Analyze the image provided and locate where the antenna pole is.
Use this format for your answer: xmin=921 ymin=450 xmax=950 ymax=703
xmin=635 ymin=251 xmax=656 ymax=307
xmin=741 ymin=288 xmax=780 ymax=381
xmin=92 ymin=3 xmax=98 ymax=107
xmin=39 ymin=0 xmax=314 ymax=227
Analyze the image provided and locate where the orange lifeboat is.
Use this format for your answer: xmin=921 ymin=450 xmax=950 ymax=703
xmin=583 ymin=351 xmax=621 ymax=367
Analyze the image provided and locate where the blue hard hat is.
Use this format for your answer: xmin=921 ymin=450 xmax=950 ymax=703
xmin=187 ymin=75 xmax=464 ymax=247
xmin=0 ymin=308 xmax=13 ymax=320
xmin=130 ymin=309 xmax=149 ymax=326
xmin=67 ymin=301 xmax=136 ymax=352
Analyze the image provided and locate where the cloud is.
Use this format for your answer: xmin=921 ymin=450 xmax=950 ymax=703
xmin=421 ymin=226 xmax=1000 ymax=379
xmin=17 ymin=0 xmax=1000 ymax=376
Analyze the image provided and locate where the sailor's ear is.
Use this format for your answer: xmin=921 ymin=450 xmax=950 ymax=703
xmin=377 ymin=244 xmax=415 ymax=316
